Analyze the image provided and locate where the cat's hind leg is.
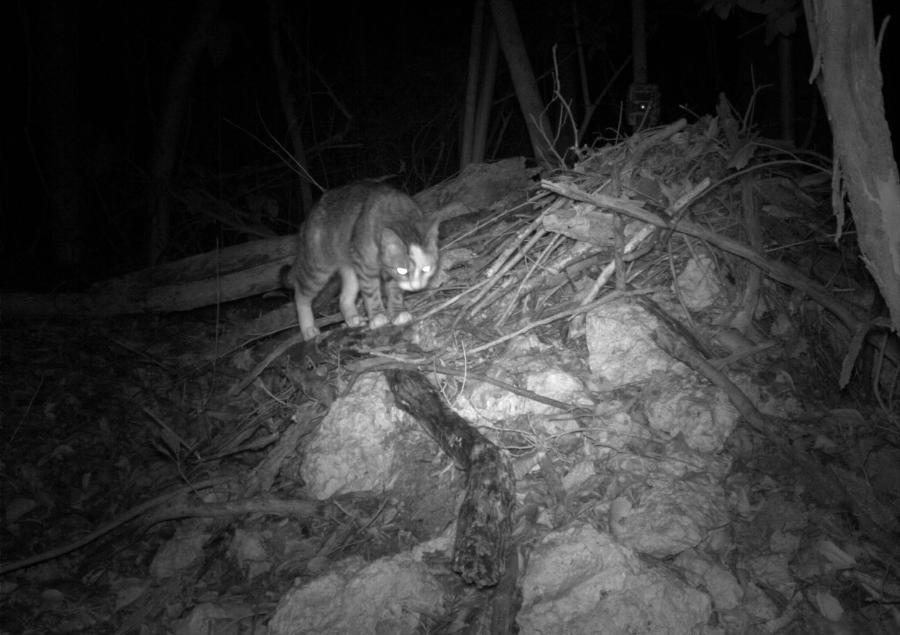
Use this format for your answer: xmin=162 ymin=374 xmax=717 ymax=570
xmin=287 ymin=254 xmax=332 ymax=341
xmin=293 ymin=294 xmax=319 ymax=341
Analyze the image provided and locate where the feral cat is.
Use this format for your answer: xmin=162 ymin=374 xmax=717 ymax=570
xmin=284 ymin=182 xmax=439 ymax=341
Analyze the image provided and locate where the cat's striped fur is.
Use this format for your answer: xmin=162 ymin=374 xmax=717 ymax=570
xmin=284 ymin=182 xmax=439 ymax=341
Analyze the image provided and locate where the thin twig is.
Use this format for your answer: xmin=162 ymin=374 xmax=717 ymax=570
xmin=229 ymin=330 xmax=307 ymax=396
xmin=496 ymin=232 xmax=565 ymax=327
xmin=485 ymin=214 xmax=545 ymax=279
xmin=541 ymin=179 xmax=864 ymax=330
xmin=9 ymin=374 xmax=44 ymax=444
xmin=0 ymin=478 xmax=234 ymax=575
xmin=452 ymin=208 xmax=554 ymax=328
xmin=417 ymin=277 xmax=495 ymax=322
xmin=466 ymin=290 xmax=646 ymax=356
xmin=652 ymin=329 xmax=787 ymax=444
xmin=361 ymin=360 xmax=586 ymax=415
xmin=580 ymin=223 xmax=656 ymax=305
xmin=443 ymin=198 xmax=531 ymax=249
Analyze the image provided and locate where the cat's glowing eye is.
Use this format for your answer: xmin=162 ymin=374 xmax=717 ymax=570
xmin=396 ymin=267 xmax=408 ymax=276
xmin=422 ymin=265 xmax=432 ymax=273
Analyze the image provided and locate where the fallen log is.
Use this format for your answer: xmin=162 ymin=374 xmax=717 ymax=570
xmin=2 ymin=158 xmax=532 ymax=319
xmin=385 ymin=368 xmax=516 ymax=588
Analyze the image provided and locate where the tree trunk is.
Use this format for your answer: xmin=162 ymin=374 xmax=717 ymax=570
xmin=803 ymin=0 xmax=900 ymax=333
xmin=146 ymin=0 xmax=221 ymax=265
xmin=572 ymin=0 xmax=591 ymax=120
xmin=268 ymin=0 xmax=314 ymax=215
xmin=488 ymin=0 xmax=554 ymax=165
xmin=1 ymin=235 xmax=297 ymax=317
xmin=472 ymin=29 xmax=499 ymax=163
xmin=33 ymin=0 xmax=83 ymax=272
xmin=778 ymin=34 xmax=795 ymax=144
xmin=631 ymin=0 xmax=647 ymax=83
xmin=460 ymin=0 xmax=485 ymax=168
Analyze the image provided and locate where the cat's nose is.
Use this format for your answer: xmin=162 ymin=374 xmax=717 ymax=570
xmin=407 ymin=273 xmax=427 ymax=290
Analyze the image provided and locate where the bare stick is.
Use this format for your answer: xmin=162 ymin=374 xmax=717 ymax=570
xmin=580 ymin=224 xmax=656 ymax=305
xmin=228 ymin=330 xmax=307 ymax=396
xmin=496 ymin=232 xmax=565 ymax=326
xmin=485 ymin=207 xmax=550 ymax=278
xmin=541 ymin=179 xmax=864 ymax=331
xmin=652 ymin=329 xmax=786 ymax=444
xmin=468 ymin=225 xmax=548 ymax=318
xmin=466 ymin=290 xmax=646 ymax=356
xmin=452 ymin=203 xmax=556 ymax=328
xmin=417 ymin=277 xmax=495 ymax=323
xmin=0 ymin=478 xmax=233 ymax=575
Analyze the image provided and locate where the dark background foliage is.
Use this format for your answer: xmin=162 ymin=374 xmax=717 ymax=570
xmin=2 ymin=0 xmax=896 ymax=290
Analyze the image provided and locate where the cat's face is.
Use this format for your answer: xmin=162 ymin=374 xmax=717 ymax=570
xmin=393 ymin=243 xmax=438 ymax=291
xmin=381 ymin=222 xmax=439 ymax=291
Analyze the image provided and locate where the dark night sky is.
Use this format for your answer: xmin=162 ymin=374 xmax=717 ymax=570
xmin=2 ymin=0 xmax=897 ymax=289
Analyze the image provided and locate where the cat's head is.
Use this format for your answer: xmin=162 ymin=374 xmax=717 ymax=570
xmin=381 ymin=221 xmax=439 ymax=291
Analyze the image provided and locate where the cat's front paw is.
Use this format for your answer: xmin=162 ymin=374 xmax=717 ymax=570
xmin=345 ymin=314 xmax=364 ymax=328
xmin=369 ymin=313 xmax=389 ymax=329
xmin=301 ymin=325 xmax=320 ymax=341
xmin=392 ymin=311 xmax=412 ymax=326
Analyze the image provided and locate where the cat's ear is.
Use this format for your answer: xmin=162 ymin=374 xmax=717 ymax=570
xmin=381 ymin=227 xmax=406 ymax=258
xmin=422 ymin=220 xmax=439 ymax=249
